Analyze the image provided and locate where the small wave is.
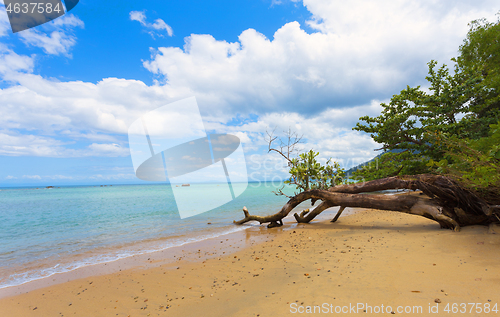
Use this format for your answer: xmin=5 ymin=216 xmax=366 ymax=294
xmin=0 ymin=225 xmax=248 ymax=290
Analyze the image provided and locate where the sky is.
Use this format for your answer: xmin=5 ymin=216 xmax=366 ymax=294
xmin=0 ymin=0 xmax=499 ymax=187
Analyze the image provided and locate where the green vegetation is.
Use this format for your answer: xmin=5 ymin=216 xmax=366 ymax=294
xmin=286 ymin=150 xmax=345 ymax=192
xmin=240 ymin=16 xmax=500 ymax=229
xmin=428 ymin=121 xmax=500 ymax=201
xmin=353 ymin=16 xmax=500 ymax=198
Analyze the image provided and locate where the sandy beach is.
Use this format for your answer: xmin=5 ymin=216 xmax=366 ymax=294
xmin=1 ymin=206 xmax=499 ymax=317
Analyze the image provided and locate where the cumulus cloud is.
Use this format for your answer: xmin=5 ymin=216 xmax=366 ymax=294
xmin=0 ymin=74 xmax=209 ymax=158
xmin=0 ymin=67 xmax=380 ymax=163
xmin=17 ymin=14 xmax=84 ymax=56
xmin=130 ymin=10 xmax=173 ymax=38
xmin=1 ymin=0 xmax=498 ymax=168
xmin=144 ymin=0 xmax=498 ymax=117
xmin=0 ymin=75 xmax=174 ymax=135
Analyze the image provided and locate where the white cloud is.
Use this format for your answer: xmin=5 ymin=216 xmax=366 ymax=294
xmin=144 ymin=1 xmax=498 ymax=117
xmin=0 ymin=131 xmax=130 ymax=157
xmin=0 ymin=131 xmax=67 ymax=156
xmin=0 ymin=45 xmax=35 ymax=76
xmin=0 ymin=73 xmax=210 ymax=157
xmin=22 ymin=175 xmax=42 ymax=180
xmin=59 ymin=130 xmax=120 ymax=143
xmin=89 ymin=173 xmax=136 ymax=180
xmin=0 ymin=5 xmax=10 ymax=37
xmin=271 ymin=0 xmax=301 ymax=6
xmin=130 ymin=11 xmax=147 ymax=24
xmin=1 ymin=0 xmax=498 ymax=167
xmin=48 ymin=175 xmax=74 ymax=180
xmin=3 ymin=173 xmax=135 ymax=181
xmin=18 ymin=14 xmax=84 ymax=56
xmin=151 ymin=19 xmax=173 ymax=36
xmin=87 ymin=143 xmax=130 ymax=157
xmin=232 ymin=131 xmax=251 ymax=144
xmin=130 ymin=10 xmax=173 ymax=38
xmin=244 ymin=107 xmax=381 ymax=169
xmin=0 ymin=68 xmax=381 ymax=162
xmin=0 ymin=76 xmax=174 ymax=135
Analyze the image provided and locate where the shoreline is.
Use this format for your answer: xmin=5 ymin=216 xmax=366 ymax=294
xmin=0 ymin=222 xmax=279 ymax=299
xmin=2 ymin=207 xmax=499 ymax=316
xmin=0 ymin=224 xmax=251 ymax=296
xmin=0 ymin=181 xmax=303 ymax=294
xmin=0 ymin=204 xmax=348 ymax=298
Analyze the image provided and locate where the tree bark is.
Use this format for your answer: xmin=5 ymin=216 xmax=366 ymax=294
xmin=234 ymin=175 xmax=499 ymax=231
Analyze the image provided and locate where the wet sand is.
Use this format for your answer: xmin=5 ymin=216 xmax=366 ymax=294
xmin=1 ymin=207 xmax=500 ymax=316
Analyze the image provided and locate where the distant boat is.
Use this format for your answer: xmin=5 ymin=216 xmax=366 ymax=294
xmin=181 ymin=184 xmax=190 ymax=187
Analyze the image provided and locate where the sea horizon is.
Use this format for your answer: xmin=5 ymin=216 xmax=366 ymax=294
xmin=0 ymin=180 xmax=266 ymax=190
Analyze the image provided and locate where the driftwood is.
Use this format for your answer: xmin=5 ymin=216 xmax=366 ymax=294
xmin=234 ymin=175 xmax=500 ymax=231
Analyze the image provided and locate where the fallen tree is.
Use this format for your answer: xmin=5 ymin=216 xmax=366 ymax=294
xmin=234 ymin=128 xmax=500 ymax=231
xmin=235 ymin=19 xmax=500 ymax=231
xmin=234 ymin=174 xmax=500 ymax=231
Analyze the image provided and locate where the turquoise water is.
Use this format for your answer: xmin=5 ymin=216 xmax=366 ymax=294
xmin=0 ymin=182 xmax=302 ymax=289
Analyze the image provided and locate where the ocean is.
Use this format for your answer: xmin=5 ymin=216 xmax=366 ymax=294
xmin=0 ymin=182 xmax=320 ymax=290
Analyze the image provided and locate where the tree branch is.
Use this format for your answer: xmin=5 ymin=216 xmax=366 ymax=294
xmin=235 ymin=175 xmax=497 ymax=231
xmin=266 ymin=128 xmax=303 ymax=165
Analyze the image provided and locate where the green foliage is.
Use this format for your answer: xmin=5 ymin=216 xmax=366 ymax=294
xmin=353 ymin=16 xmax=500 ymax=183
xmin=286 ymin=150 xmax=345 ymax=192
xmin=456 ymin=17 xmax=500 ymax=138
xmin=427 ymin=122 xmax=500 ymax=193
xmin=352 ymin=151 xmax=429 ymax=182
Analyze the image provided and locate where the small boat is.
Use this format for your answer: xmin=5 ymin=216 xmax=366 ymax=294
xmin=181 ymin=184 xmax=190 ymax=187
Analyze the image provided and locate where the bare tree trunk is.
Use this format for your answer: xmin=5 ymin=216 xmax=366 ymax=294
xmin=234 ymin=175 xmax=499 ymax=231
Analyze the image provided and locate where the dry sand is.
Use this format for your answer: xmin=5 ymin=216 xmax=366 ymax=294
xmin=1 ymin=207 xmax=500 ymax=317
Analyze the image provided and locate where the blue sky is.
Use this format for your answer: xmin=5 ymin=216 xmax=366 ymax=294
xmin=0 ymin=0 xmax=499 ymax=186
xmin=4 ymin=0 xmax=314 ymax=85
